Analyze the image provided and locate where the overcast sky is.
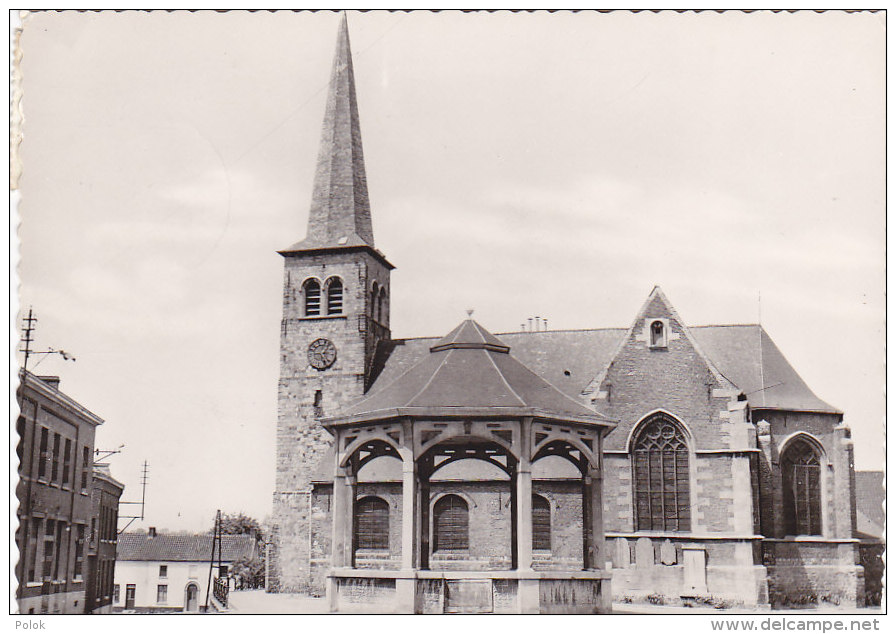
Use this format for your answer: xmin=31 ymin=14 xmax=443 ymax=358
xmin=15 ymin=10 xmax=884 ymax=532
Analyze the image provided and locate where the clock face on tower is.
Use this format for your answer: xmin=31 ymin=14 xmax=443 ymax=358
xmin=307 ymin=338 xmax=337 ymax=370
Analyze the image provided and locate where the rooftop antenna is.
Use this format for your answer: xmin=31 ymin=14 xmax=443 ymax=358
xmin=118 ymin=460 xmax=149 ymax=534
xmin=758 ymin=290 xmax=765 ymax=407
xmin=19 ymin=308 xmax=77 ymax=374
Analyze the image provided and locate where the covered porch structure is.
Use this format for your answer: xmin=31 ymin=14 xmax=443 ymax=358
xmin=321 ymin=319 xmax=617 ymax=613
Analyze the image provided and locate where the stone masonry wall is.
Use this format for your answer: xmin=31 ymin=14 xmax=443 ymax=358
xmin=272 ymin=249 xmax=391 ymax=593
xmin=306 ymin=479 xmax=584 ymax=594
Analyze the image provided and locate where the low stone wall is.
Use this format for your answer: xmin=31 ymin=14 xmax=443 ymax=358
xmin=762 ymin=540 xmax=865 ymax=608
xmin=858 ymin=542 xmax=883 ymax=607
xmin=607 ymin=535 xmax=768 ymax=607
xmin=327 ymin=570 xmax=610 ymax=614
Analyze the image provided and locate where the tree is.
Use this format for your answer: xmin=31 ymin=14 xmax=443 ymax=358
xmin=214 ymin=512 xmax=263 ymax=541
xmin=211 ymin=512 xmax=266 ymax=590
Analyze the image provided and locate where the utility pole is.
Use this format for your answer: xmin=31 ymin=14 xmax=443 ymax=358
xmin=118 ymin=461 xmax=149 ymax=534
xmin=18 ymin=308 xmax=76 ymax=374
xmin=204 ymin=509 xmax=222 ymax=612
xmin=20 ymin=308 xmax=36 ymax=373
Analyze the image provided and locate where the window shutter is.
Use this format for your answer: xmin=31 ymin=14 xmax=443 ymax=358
xmin=355 ymin=497 xmax=389 ymax=550
xmin=434 ymin=495 xmax=469 ymax=551
xmin=532 ymin=495 xmax=551 ymax=551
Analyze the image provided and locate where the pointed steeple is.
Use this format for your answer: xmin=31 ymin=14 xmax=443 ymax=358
xmin=285 ymin=13 xmax=375 ymax=252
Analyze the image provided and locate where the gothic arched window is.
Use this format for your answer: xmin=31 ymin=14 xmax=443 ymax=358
xmin=532 ymin=494 xmax=551 ymax=552
xmin=633 ymin=414 xmax=691 ymax=532
xmin=326 ymin=277 xmax=343 ymax=315
xmin=433 ymin=495 xmax=468 ymax=552
xmin=303 ymin=279 xmax=321 ymax=316
xmin=781 ymin=439 xmax=822 ymax=536
xmin=354 ymin=496 xmax=389 ymax=550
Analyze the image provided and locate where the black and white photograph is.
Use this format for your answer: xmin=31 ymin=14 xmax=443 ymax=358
xmin=10 ymin=7 xmax=886 ymax=625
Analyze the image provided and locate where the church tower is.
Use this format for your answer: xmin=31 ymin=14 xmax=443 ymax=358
xmin=271 ymin=15 xmax=394 ymax=593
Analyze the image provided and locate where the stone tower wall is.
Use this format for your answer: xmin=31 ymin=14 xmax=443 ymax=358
xmin=270 ymin=249 xmax=391 ymax=592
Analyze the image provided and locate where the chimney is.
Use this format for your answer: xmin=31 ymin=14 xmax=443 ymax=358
xmin=37 ymin=375 xmax=60 ymax=389
xmin=148 ymin=527 xmax=157 ymax=538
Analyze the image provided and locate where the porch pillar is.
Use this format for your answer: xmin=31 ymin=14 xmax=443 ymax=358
xmin=331 ymin=465 xmax=350 ymax=568
xmin=584 ymin=465 xmax=604 ymax=570
xmin=345 ymin=472 xmax=357 ymax=568
xmin=419 ymin=473 xmax=431 ymax=570
xmin=401 ymin=459 xmax=417 ymax=570
xmin=332 ymin=466 xmax=354 ymax=568
xmin=516 ymin=418 xmax=534 ymax=570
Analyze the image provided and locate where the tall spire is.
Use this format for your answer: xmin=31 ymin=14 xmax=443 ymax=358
xmin=287 ymin=13 xmax=374 ymax=251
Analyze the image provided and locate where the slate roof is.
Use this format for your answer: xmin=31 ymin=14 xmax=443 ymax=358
xmin=281 ymin=14 xmax=375 ymax=255
xmin=854 ymin=471 xmax=885 ymax=539
xmin=324 ymin=320 xmax=616 ymax=426
xmin=365 ymin=325 xmax=838 ymax=415
xmin=690 ymin=325 xmax=839 ymax=413
xmin=117 ymin=533 xmax=257 ymax=562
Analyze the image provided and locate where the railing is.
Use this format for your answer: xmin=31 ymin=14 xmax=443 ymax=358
xmin=213 ymin=577 xmax=229 ymax=608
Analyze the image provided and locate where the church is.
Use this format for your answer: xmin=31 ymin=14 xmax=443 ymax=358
xmin=269 ymin=16 xmax=875 ymax=613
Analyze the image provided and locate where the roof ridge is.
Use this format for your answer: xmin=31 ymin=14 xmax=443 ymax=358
xmin=484 ymin=349 xmax=527 ymax=407
xmin=499 ymin=349 xmax=611 ymax=418
xmin=691 ymin=323 xmax=761 ymax=329
xmin=406 ymin=347 xmax=455 ymax=406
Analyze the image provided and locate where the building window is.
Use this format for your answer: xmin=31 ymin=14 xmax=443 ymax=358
xmin=377 ymin=287 xmax=386 ymax=324
xmin=650 ymin=320 xmax=666 ymax=347
xmin=81 ymin=446 xmax=90 ymax=491
xmin=27 ymin=518 xmax=40 ymax=583
xmin=38 ymin=427 xmax=49 ymax=481
xmin=371 ymin=282 xmax=379 ymax=321
xmin=51 ymin=434 xmax=61 ymax=483
xmin=326 ymin=277 xmax=343 ymax=315
xmin=354 ymin=496 xmax=389 ymax=550
xmin=633 ymin=414 xmax=691 ymax=532
xmin=313 ymin=390 xmax=324 ymax=419
xmin=159 ymin=565 xmax=167 ymax=579
xmin=42 ymin=520 xmax=55 ymax=581
xmin=532 ymin=494 xmax=551 ymax=552
xmin=157 ymin=584 xmax=168 ymax=604
xmin=433 ymin=495 xmax=469 ymax=552
xmin=782 ymin=439 xmax=822 ymax=536
xmin=114 ymin=584 xmax=120 ymax=603
xmin=73 ymin=525 xmax=85 ymax=579
xmin=62 ymin=439 xmax=72 ymax=488
xmin=53 ymin=521 xmax=64 ymax=580
xmin=303 ymin=279 xmax=321 ymax=316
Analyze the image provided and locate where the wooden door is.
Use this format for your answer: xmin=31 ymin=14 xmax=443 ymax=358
xmin=125 ymin=584 xmax=136 ymax=609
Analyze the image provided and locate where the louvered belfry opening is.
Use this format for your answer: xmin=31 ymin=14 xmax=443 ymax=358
xmin=304 ymin=279 xmax=321 ymax=316
xmin=433 ymin=495 xmax=469 ymax=552
xmin=782 ymin=439 xmax=822 ymax=536
xmin=633 ymin=414 xmax=691 ymax=532
xmin=532 ymin=495 xmax=551 ymax=552
xmin=355 ymin=496 xmax=389 ymax=550
xmin=327 ymin=278 xmax=343 ymax=315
